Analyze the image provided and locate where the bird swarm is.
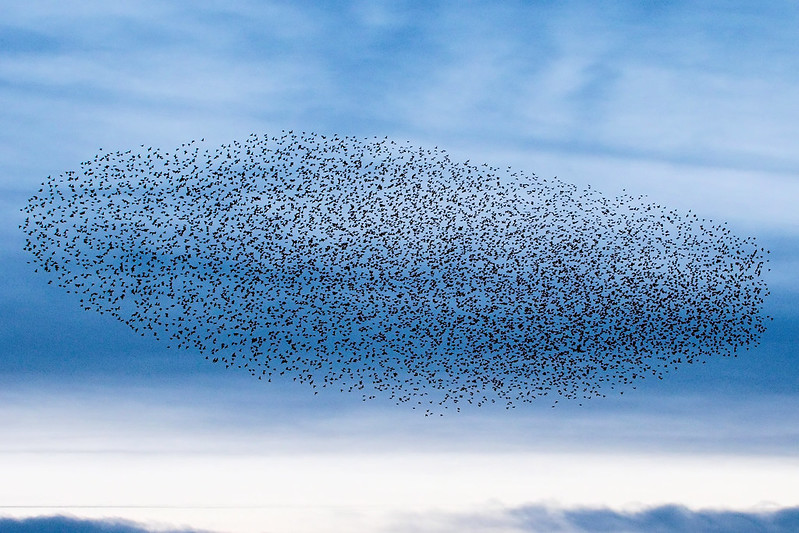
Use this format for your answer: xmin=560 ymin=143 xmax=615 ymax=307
xmin=22 ymin=132 xmax=770 ymax=412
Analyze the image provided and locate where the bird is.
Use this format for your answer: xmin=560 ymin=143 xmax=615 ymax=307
xmin=20 ymin=131 xmax=771 ymax=414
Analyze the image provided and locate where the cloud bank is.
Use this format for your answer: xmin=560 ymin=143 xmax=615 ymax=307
xmin=6 ymin=506 xmax=799 ymax=533
xmin=0 ymin=515 xmax=207 ymax=533
xmin=389 ymin=504 xmax=799 ymax=533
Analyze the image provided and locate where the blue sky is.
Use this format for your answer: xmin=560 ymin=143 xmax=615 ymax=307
xmin=1 ymin=1 xmax=798 ymax=532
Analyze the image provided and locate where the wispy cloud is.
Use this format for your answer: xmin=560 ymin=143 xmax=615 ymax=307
xmin=3 ymin=1 xmax=799 ymax=233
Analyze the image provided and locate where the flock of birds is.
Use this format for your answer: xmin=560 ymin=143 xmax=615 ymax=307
xmin=22 ymin=131 xmax=770 ymax=412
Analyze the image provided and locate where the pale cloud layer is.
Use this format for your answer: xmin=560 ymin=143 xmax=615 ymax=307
xmin=1 ymin=384 xmax=797 ymax=533
xmin=1 ymin=380 xmax=798 ymax=456
xmin=2 ymin=451 xmax=798 ymax=533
